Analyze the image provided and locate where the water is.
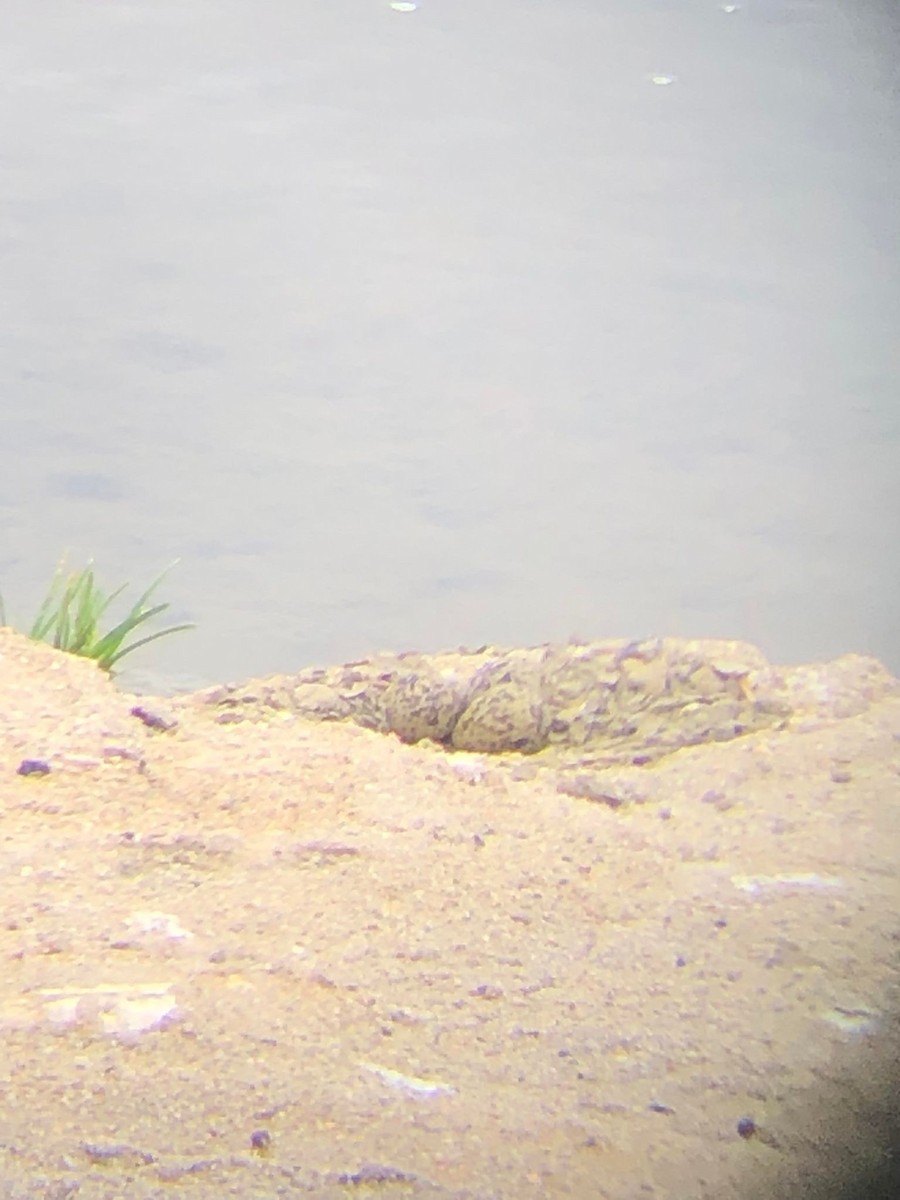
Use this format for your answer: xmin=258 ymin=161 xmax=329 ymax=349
xmin=1 ymin=0 xmax=898 ymax=693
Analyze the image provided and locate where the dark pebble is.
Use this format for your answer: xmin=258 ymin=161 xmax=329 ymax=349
xmin=700 ymin=788 xmax=735 ymax=812
xmin=250 ymin=1129 xmax=271 ymax=1152
xmin=469 ymin=983 xmax=504 ymax=999
xmin=130 ymin=705 xmax=178 ymax=732
xmin=17 ymin=759 xmax=51 ymax=776
xmin=737 ymin=1116 xmax=757 ymax=1139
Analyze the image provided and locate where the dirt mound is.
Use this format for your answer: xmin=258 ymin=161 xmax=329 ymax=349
xmin=1 ymin=628 xmax=898 ymax=1199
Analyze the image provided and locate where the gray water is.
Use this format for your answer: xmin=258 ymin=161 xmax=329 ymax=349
xmin=1 ymin=0 xmax=898 ymax=694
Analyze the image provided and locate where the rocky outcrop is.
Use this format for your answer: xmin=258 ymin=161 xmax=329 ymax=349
xmin=180 ymin=636 xmax=899 ymax=811
xmin=194 ymin=637 xmax=800 ymax=765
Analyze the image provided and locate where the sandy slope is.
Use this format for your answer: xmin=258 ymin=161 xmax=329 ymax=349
xmin=0 ymin=628 xmax=898 ymax=1199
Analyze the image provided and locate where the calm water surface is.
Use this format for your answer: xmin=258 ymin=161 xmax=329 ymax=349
xmin=1 ymin=0 xmax=898 ymax=692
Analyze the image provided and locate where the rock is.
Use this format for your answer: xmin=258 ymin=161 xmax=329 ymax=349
xmin=450 ymin=651 xmax=551 ymax=753
xmin=187 ymin=638 xmax=799 ymax=803
xmin=177 ymin=636 xmax=900 ymax=809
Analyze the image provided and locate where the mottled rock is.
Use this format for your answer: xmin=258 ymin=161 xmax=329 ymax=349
xmin=380 ymin=667 xmax=472 ymax=743
xmin=188 ymin=638 xmax=799 ymax=796
xmin=176 ymin=634 xmax=896 ymax=807
xmin=451 ymin=652 xmax=551 ymax=753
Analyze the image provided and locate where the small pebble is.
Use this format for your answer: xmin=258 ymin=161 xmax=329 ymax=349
xmin=250 ymin=1129 xmax=271 ymax=1153
xmin=130 ymin=705 xmax=178 ymax=732
xmin=737 ymin=1116 xmax=757 ymax=1139
xmin=470 ymin=983 xmax=504 ymax=1000
xmin=17 ymin=759 xmax=51 ymax=776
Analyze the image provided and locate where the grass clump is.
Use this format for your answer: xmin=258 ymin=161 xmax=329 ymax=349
xmin=0 ymin=559 xmax=194 ymax=671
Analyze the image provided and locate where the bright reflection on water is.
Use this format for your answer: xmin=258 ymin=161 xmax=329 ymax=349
xmin=1 ymin=0 xmax=898 ymax=692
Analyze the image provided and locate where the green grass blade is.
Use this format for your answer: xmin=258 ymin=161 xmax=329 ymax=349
xmin=67 ymin=569 xmax=104 ymax=652
xmin=57 ymin=570 xmax=92 ymax=650
xmin=53 ymin=575 xmax=78 ymax=649
xmin=101 ymin=622 xmax=197 ymax=669
xmin=89 ymin=601 xmax=171 ymax=662
xmin=91 ymin=580 xmax=129 ymax=623
xmin=126 ymin=562 xmax=179 ymax=616
xmin=29 ymin=566 xmax=69 ymax=641
xmin=10 ymin=557 xmax=194 ymax=670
